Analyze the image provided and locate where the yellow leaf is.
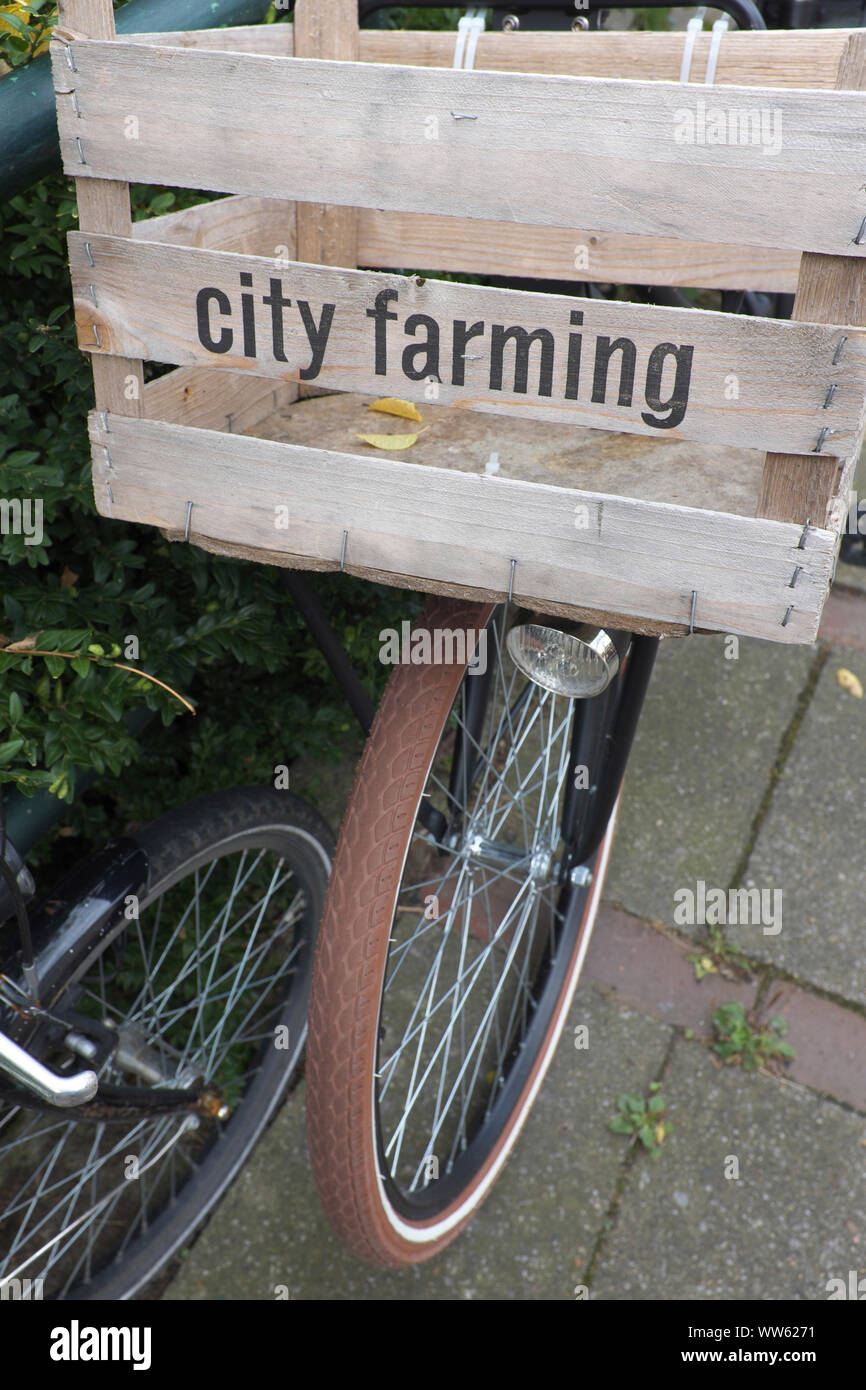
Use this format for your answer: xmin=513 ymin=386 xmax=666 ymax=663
xmin=356 ymin=428 xmax=429 ymax=451
xmin=836 ymin=667 xmax=864 ymax=699
xmin=700 ymin=956 xmax=717 ymax=975
xmin=654 ymin=1122 xmax=666 ymax=1145
xmin=368 ymin=398 xmax=424 ymax=424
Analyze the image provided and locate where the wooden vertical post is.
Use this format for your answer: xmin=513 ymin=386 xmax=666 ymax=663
xmin=53 ymin=0 xmax=143 ymax=419
xmin=756 ymin=32 xmax=866 ymax=528
xmin=293 ymin=0 xmax=359 ymax=271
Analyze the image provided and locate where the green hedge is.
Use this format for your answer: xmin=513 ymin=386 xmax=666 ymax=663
xmin=0 ymin=173 xmax=420 ymax=861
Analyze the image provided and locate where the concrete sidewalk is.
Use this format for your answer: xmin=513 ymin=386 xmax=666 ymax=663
xmin=163 ymin=552 xmax=866 ymax=1303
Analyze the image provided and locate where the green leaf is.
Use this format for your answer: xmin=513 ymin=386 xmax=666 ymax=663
xmin=0 ymin=12 xmax=33 ymax=40
xmin=638 ymin=1125 xmax=656 ymax=1150
xmin=44 ymin=655 xmax=65 ymax=678
xmin=0 ymin=739 xmax=26 ymax=766
xmin=648 ymin=1095 xmax=666 ymax=1113
xmin=8 ymin=691 xmax=23 ymax=723
xmin=609 ymin=1116 xmax=635 ymax=1135
xmin=70 ymin=657 xmax=90 ymax=679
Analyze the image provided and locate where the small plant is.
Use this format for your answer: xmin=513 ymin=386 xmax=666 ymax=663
xmin=687 ymin=924 xmax=749 ymax=981
xmin=711 ymin=1001 xmax=794 ymax=1072
xmin=609 ymin=1081 xmax=673 ymax=1155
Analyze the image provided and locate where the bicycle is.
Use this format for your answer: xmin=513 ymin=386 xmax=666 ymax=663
xmin=2 ymin=0 xmax=863 ymax=1293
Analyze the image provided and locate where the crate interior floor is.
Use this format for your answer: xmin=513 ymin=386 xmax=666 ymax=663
xmin=242 ymin=390 xmax=765 ymax=518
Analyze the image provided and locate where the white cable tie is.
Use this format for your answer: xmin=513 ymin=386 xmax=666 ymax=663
xmin=464 ymin=9 xmax=485 ymax=72
xmin=704 ymin=16 xmax=729 ymax=86
xmin=679 ymin=15 xmax=704 ymax=86
xmin=454 ymin=8 xmax=486 ymax=72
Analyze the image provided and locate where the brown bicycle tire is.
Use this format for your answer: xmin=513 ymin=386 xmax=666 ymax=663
xmin=306 ymin=596 xmax=618 ymax=1266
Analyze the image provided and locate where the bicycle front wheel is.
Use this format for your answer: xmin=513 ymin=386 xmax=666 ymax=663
xmin=306 ymin=598 xmax=619 ymax=1266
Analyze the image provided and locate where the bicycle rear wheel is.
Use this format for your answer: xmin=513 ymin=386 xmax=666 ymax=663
xmin=0 ymin=787 xmax=332 ymax=1299
xmin=306 ymin=598 xmax=619 ymax=1265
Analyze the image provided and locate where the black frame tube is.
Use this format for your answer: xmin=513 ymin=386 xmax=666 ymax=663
xmin=279 ymin=572 xmax=377 ymax=737
xmin=361 ymin=1 xmax=766 ymax=30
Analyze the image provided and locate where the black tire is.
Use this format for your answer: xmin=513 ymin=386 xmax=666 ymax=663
xmin=0 ymin=787 xmax=333 ymax=1300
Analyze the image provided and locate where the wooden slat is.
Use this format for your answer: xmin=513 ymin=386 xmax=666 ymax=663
xmin=758 ymin=33 xmax=866 ymax=526
xmin=133 ymin=197 xmax=296 ymax=258
xmin=87 ymin=412 xmax=836 ymax=645
xmin=117 ymin=26 xmax=857 ymax=89
xmin=68 ymin=232 xmax=866 ymax=459
xmin=124 ymin=23 xmax=293 ymax=56
xmin=143 ymin=369 xmax=298 ymax=432
xmin=134 ymin=194 xmax=802 ymax=293
xmin=362 ymin=29 xmax=862 ymax=90
xmin=51 ymin=42 xmax=866 ymax=258
xmin=52 ymin=0 xmax=142 ymax=417
xmin=357 ymin=209 xmax=802 ymax=294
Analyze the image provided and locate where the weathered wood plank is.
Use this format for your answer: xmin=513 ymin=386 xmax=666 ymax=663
xmin=118 ymin=26 xmax=857 ymax=89
xmin=87 ymin=412 xmax=835 ymax=645
xmin=133 ymin=195 xmax=802 ymax=293
xmin=143 ymin=368 xmax=299 ymax=432
xmin=757 ymin=33 xmax=866 ymax=526
xmin=124 ymin=23 xmax=293 ymax=55
xmin=51 ymin=42 xmax=866 ymax=258
xmin=69 ymin=232 xmax=866 ymax=459
xmin=362 ymin=28 xmax=860 ymax=90
xmin=52 ymin=0 xmax=143 ymax=417
xmin=357 ymin=209 xmax=802 ymax=294
xmin=133 ymin=196 xmax=296 ymax=258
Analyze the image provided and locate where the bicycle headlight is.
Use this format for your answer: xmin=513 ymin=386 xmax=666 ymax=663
xmin=506 ymin=617 xmax=619 ymax=698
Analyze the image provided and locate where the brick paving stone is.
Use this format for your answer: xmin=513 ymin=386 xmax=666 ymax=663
xmin=584 ymin=903 xmax=757 ymax=1031
xmin=590 ymin=1039 xmax=866 ymax=1301
xmin=605 ymin=635 xmax=814 ymax=933
xmin=745 ymin=646 xmax=866 ymax=1002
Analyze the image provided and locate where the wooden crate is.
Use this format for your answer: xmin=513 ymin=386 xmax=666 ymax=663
xmin=50 ymin=1 xmax=866 ymax=643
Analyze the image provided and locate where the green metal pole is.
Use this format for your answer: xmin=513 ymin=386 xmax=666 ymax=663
xmin=0 ymin=0 xmax=274 ymax=201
